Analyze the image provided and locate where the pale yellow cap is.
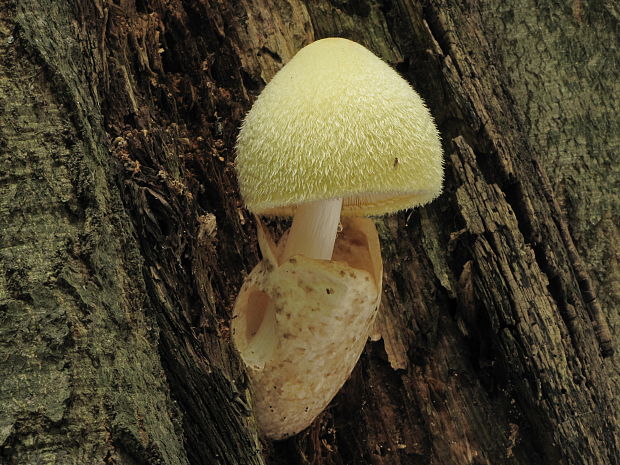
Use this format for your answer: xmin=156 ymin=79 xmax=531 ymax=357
xmin=235 ymin=37 xmax=443 ymax=216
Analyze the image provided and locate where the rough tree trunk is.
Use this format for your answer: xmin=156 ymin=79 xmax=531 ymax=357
xmin=0 ymin=1 xmax=617 ymax=464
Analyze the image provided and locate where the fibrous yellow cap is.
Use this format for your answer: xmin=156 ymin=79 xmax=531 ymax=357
xmin=236 ymin=37 xmax=443 ymax=216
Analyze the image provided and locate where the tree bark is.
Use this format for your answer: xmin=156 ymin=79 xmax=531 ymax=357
xmin=0 ymin=1 xmax=617 ymax=465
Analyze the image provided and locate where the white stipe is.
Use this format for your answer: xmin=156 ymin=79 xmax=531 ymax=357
xmin=281 ymin=198 xmax=343 ymax=261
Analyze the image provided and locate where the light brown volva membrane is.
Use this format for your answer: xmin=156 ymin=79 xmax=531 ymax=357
xmin=232 ymin=216 xmax=382 ymax=439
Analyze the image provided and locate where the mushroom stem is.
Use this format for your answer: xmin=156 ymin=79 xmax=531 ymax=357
xmin=281 ymin=198 xmax=343 ymax=262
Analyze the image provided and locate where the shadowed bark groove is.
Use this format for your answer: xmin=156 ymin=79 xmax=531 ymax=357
xmin=0 ymin=1 xmax=617 ymax=464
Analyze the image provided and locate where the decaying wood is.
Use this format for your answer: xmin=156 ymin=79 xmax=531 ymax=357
xmin=0 ymin=1 xmax=617 ymax=464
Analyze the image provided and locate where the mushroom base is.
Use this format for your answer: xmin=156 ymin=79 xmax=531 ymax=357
xmin=232 ymin=217 xmax=382 ymax=439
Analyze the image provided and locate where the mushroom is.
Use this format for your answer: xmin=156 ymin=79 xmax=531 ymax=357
xmin=232 ymin=37 xmax=443 ymax=439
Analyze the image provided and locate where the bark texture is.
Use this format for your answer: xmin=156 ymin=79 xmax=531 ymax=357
xmin=0 ymin=1 xmax=617 ymax=465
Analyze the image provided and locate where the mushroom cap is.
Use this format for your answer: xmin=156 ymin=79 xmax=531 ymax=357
xmin=236 ymin=37 xmax=443 ymax=216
